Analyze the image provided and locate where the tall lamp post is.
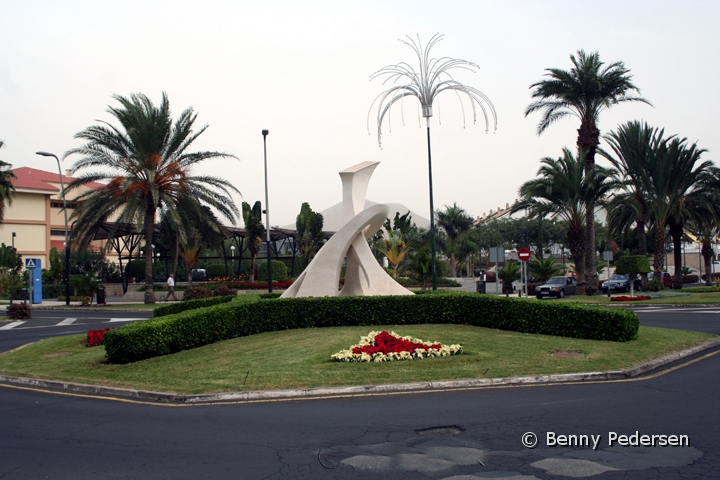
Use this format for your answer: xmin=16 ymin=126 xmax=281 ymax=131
xmin=11 ymin=232 xmax=16 ymax=250
xmin=36 ymin=151 xmax=70 ymax=306
xmin=262 ymin=129 xmax=272 ymax=293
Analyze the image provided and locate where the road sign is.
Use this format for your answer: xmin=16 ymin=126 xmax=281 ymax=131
xmin=25 ymin=258 xmax=37 ymax=269
xmin=518 ymin=248 xmax=531 ymax=262
xmin=603 ymin=250 xmax=613 ymax=262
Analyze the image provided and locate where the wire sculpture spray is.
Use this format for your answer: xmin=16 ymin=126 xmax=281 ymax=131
xmin=368 ymin=33 xmax=497 ymax=289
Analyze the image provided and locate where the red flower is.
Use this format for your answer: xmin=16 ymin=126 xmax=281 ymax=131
xmin=351 ymin=331 xmax=439 ymax=356
xmin=86 ymin=328 xmax=113 ymax=347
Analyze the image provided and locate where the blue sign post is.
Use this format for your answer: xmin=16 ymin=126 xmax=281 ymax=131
xmin=25 ymin=258 xmax=42 ymax=304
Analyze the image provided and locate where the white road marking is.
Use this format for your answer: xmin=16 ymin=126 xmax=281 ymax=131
xmin=0 ymin=321 xmax=27 ymax=330
xmin=108 ymin=318 xmax=146 ymax=323
xmin=57 ymin=318 xmax=78 ymax=325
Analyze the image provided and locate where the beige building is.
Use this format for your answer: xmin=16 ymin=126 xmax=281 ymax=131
xmin=0 ymin=167 xmax=106 ymax=267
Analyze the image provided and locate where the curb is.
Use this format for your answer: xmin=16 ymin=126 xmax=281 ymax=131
xmin=2 ymin=337 xmax=719 ymax=404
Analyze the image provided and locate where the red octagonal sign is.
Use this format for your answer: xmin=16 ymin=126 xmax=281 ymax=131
xmin=518 ymin=248 xmax=531 ymax=262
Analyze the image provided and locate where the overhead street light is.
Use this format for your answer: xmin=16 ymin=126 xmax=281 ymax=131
xmin=36 ymin=151 xmax=71 ymax=306
xmin=262 ymin=129 xmax=272 ymax=293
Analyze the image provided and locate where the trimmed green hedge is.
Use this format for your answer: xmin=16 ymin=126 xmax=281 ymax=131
xmin=153 ymin=295 xmax=237 ymax=318
xmin=104 ymin=292 xmax=639 ymax=364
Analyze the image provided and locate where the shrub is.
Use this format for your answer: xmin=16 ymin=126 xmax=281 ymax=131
xmin=682 ymin=274 xmax=699 ymax=284
xmin=259 ymin=292 xmax=282 ymax=299
xmin=57 ymin=295 xmax=92 ymax=305
xmin=213 ymin=285 xmax=238 ymax=297
xmin=104 ymin=292 xmax=639 ymax=364
xmin=615 ymin=255 xmax=651 ymax=276
xmin=154 ymin=295 xmax=237 ymax=318
xmin=645 ymin=279 xmax=662 ymax=292
xmin=182 ymin=286 xmax=213 ymax=301
xmin=7 ymin=302 xmax=32 ymax=319
xmin=205 ymin=264 xmax=227 ymax=278
xmin=87 ymin=328 xmax=112 ymax=347
xmin=682 ymin=286 xmax=720 ymax=293
xmin=227 ymin=281 xmax=294 ymax=290
xmin=257 ymin=260 xmax=289 ymax=282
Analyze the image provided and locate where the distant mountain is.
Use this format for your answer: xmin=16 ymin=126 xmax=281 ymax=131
xmin=281 ymin=200 xmax=430 ymax=232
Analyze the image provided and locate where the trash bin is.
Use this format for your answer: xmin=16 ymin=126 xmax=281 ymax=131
xmin=476 ymin=280 xmax=486 ymax=294
xmin=96 ymin=285 xmax=106 ymax=305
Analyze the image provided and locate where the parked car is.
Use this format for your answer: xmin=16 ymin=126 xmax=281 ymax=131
xmin=601 ymin=274 xmax=632 ymax=294
xmin=648 ymin=271 xmax=673 ymax=288
xmin=535 ymin=276 xmax=577 ymax=299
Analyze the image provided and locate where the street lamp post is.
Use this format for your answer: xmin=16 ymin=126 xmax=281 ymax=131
xmin=262 ymin=129 xmax=272 ymax=293
xmin=230 ymin=245 xmax=235 ymax=278
xmin=36 ymin=151 xmax=70 ymax=306
xmin=11 ymin=232 xmax=16 ymax=250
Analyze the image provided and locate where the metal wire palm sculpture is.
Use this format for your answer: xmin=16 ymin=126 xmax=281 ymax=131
xmin=369 ymin=33 xmax=497 ymax=289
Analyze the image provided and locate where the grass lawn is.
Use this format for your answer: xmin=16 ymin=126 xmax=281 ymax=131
xmin=556 ymin=291 xmax=720 ymax=305
xmin=34 ymin=303 xmax=158 ymax=311
xmin=0 ymin=325 xmax=713 ymax=395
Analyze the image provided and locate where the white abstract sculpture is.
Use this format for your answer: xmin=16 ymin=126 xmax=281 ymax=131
xmin=281 ymin=161 xmax=413 ymax=298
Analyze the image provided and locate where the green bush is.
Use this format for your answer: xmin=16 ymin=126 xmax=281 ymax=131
xmin=153 ymin=295 xmax=237 ymax=318
xmin=205 ymin=264 xmax=227 ymax=278
xmin=259 ymin=292 xmax=282 ymax=299
xmin=615 ymin=255 xmax=651 ymax=275
xmin=683 ymin=286 xmax=720 ymax=293
xmin=213 ymin=285 xmax=238 ymax=297
xmin=257 ymin=260 xmax=289 ymax=282
xmin=7 ymin=302 xmax=32 ymax=319
xmin=182 ymin=286 xmax=213 ymax=301
xmin=104 ymin=292 xmax=639 ymax=364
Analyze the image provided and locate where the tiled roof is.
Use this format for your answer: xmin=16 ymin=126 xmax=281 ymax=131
xmin=10 ymin=167 xmax=105 ymax=192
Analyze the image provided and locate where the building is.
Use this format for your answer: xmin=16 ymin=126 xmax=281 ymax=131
xmin=0 ymin=167 xmax=106 ymax=267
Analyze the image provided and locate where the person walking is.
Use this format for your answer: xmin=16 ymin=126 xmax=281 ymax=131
xmin=165 ymin=273 xmax=179 ymax=302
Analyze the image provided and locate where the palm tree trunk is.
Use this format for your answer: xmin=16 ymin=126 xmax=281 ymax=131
xmin=143 ymin=206 xmax=156 ymax=304
xmin=450 ymin=252 xmax=456 ymax=278
xmin=653 ymin=226 xmax=667 ymax=278
xmin=702 ymin=241 xmax=714 ymax=286
xmin=568 ymin=226 xmax=586 ymax=295
xmin=584 ymin=201 xmax=598 ymax=295
xmin=670 ymin=222 xmax=684 ymax=289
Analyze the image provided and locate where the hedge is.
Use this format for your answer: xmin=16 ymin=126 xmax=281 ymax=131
xmin=104 ymin=292 xmax=639 ymax=364
xmin=153 ymin=295 xmax=238 ymax=318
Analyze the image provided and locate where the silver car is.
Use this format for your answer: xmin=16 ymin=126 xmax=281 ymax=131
xmin=536 ymin=276 xmax=577 ymax=299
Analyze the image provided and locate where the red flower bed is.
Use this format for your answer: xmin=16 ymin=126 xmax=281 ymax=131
xmin=351 ymin=331 xmax=441 ymax=356
xmin=611 ymin=295 xmax=651 ymax=302
xmin=87 ymin=328 xmax=112 ymax=347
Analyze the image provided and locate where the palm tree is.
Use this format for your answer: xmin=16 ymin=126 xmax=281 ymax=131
xmin=630 ymin=133 xmax=713 ymax=285
xmin=685 ymin=181 xmax=720 ymax=286
xmin=529 ymin=256 xmax=563 ymax=283
xmin=296 ymin=202 xmax=325 ymax=269
xmin=65 ymin=92 xmax=240 ymax=303
xmin=525 ymin=50 xmax=651 ymax=293
xmin=512 ymin=148 xmax=618 ymax=294
xmin=0 ymin=140 xmax=17 ymax=223
xmin=242 ymin=201 xmax=265 ymax=282
xmin=436 ymin=203 xmax=474 ymax=278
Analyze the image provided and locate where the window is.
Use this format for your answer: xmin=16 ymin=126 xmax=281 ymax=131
xmin=50 ymin=230 xmax=68 ymax=236
xmin=50 ymin=202 xmax=78 ymax=209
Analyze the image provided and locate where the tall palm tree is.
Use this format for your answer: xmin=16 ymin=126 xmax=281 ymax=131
xmin=242 ymin=201 xmax=265 ymax=282
xmin=512 ymin=148 xmax=619 ymax=294
xmin=685 ymin=180 xmax=720 ymax=286
xmin=525 ymin=50 xmax=651 ymax=293
xmin=436 ymin=203 xmax=474 ymax=278
xmin=65 ymin=92 xmax=240 ymax=303
xmin=601 ymin=121 xmax=665 ymax=259
xmin=0 ymin=140 xmax=17 ymax=223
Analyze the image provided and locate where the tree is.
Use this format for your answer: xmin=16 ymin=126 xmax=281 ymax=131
xmin=525 ymin=50 xmax=651 ymax=294
xmin=615 ymin=255 xmax=651 ymax=297
xmin=512 ymin=148 xmax=618 ymax=294
xmin=242 ymin=201 xmax=265 ymax=282
xmin=497 ymin=261 xmax=521 ymax=295
xmin=436 ymin=203 xmax=474 ymax=278
xmin=295 ymin=202 xmax=324 ymax=268
xmin=529 ymin=256 xmax=563 ymax=283
xmin=0 ymin=140 xmax=17 ymax=223
xmin=65 ymin=92 xmax=240 ymax=303
xmin=601 ymin=121 xmax=663 ymax=259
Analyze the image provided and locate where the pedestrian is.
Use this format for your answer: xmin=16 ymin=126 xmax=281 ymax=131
xmin=165 ymin=273 xmax=178 ymax=302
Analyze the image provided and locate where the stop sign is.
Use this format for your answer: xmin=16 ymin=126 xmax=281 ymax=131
xmin=518 ymin=248 xmax=531 ymax=262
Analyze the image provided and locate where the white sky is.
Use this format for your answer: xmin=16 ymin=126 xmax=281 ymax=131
xmin=1 ymin=0 xmax=718 ymax=228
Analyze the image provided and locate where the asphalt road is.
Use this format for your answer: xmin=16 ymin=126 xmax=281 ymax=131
xmin=0 ymin=307 xmax=718 ymax=479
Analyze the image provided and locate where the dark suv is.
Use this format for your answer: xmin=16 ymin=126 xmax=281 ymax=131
xmin=536 ymin=276 xmax=577 ymax=299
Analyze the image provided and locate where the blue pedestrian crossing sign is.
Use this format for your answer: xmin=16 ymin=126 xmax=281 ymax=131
xmin=25 ymin=258 xmax=37 ymax=269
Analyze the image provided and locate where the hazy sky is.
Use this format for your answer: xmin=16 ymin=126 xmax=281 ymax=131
xmin=1 ymin=0 xmax=718 ymax=228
